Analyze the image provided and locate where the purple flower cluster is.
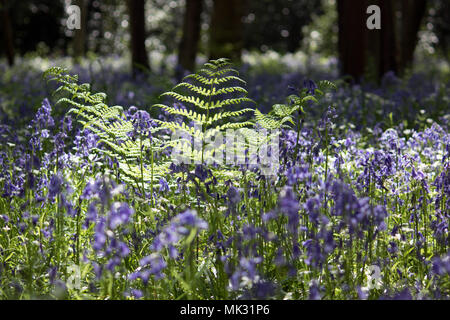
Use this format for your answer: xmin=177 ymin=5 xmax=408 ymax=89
xmin=127 ymin=108 xmax=157 ymax=140
xmin=432 ymin=252 xmax=450 ymax=276
xmin=129 ymin=210 xmax=207 ymax=283
xmin=79 ymin=176 xmax=134 ymax=276
xmin=331 ymin=180 xmax=387 ymax=237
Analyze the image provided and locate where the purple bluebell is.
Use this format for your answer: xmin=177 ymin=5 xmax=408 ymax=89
xmin=159 ymin=177 xmax=169 ymax=193
xmin=227 ymin=186 xmax=241 ymax=206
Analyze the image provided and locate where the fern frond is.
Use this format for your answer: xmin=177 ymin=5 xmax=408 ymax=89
xmin=44 ymin=67 xmax=171 ymax=192
xmin=255 ymin=109 xmax=294 ymax=130
xmin=172 ymin=82 xmax=248 ymax=97
xmin=154 ymin=59 xmax=255 ymax=165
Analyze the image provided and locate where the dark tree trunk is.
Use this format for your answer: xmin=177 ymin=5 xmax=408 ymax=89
xmin=371 ymin=0 xmax=398 ymax=77
xmin=209 ymin=0 xmax=245 ymax=62
xmin=177 ymin=0 xmax=203 ymax=77
xmin=287 ymin=19 xmax=302 ymax=53
xmin=73 ymin=0 xmax=88 ymax=62
xmin=337 ymin=0 xmax=427 ymax=82
xmin=337 ymin=0 xmax=367 ymax=82
xmin=127 ymin=0 xmax=150 ymax=75
xmin=1 ymin=0 xmax=14 ymax=66
xmin=400 ymin=0 xmax=427 ymax=73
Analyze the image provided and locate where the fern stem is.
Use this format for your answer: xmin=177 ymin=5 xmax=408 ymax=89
xmin=202 ymin=81 xmax=214 ymax=164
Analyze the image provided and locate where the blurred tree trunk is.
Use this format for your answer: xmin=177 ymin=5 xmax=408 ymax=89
xmin=369 ymin=0 xmax=398 ymax=78
xmin=73 ymin=0 xmax=88 ymax=62
xmin=337 ymin=0 xmax=425 ymax=82
xmin=337 ymin=0 xmax=367 ymax=82
xmin=399 ymin=0 xmax=427 ymax=73
xmin=127 ymin=0 xmax=150 ymax=75
xmin=287 ymin=18 xmax=302 ymax=53
xmin=177 ymin=0 xmax=203 ymax=76
xmin=1 ymin=0 xmax=14 ymax=66
xmin=209 ymin=0 xmax=245 ymax=62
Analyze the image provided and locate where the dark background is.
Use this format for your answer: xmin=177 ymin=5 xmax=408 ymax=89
xmin=0 ymin=0 xmax=449 ymax=82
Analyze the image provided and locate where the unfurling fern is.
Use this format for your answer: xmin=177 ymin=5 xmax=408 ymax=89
xmin=43 ymin=67 xmax=172 ymax=195
xmin=153 ymin=58 xmax=256 ymax=164
xmin=255 ymin=80 xmax=336 ymax=130
xmin=254 ymin=79 xmax=337 ymax=164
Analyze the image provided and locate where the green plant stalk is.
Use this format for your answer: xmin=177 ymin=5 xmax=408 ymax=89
xmin=201 ymin=81 xmax=214 ymax=165
xmin=150 ymin=141 xmax=154 ymax=207
xmin=323 ymin=123 xmax=329 ymax=216
xmin=422 ymin=186 xmax=428 ymax=259
xmin=56 ymin=194 xmax=62 ymax=269
xmin=139 ymin=137 xmax=146 ymax=199
xmin=75 ymin=197 xmax=82 ymax=265
xmin=185 ymin=228 xmax=198 ymax=299
xmin=294 ymin=111 xmax=302 ymax=164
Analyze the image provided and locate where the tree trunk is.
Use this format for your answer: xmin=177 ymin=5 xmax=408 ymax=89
xmin=400 ymin=0 xmax=427 ymax=73
xmin=1 ymin=0 xmax=14 ymax=66
xmin=337 ymin=0 xmax=367 ymax=82
xmin=127 ymin=0 xmax=150 ymax=75
xmin=177 ymin=0 xmax=203 ymax=76
xmin=209 ymin=0 xmax=245 ymax=62
xmin=337 ymin=0 xmax=427 ymax=82
xmin=73 ymin=0 xmax=88 ymax=62
xmin=287 ymin=18 xmax=302 ymax=53
xmin=371 ymin=0 xmax=398 ymax=78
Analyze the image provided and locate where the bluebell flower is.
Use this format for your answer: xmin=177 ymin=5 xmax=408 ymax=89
xmin=274 ymin=248 xmax=286 ymax=266
xmin=81 ymin=179 xmax=101 ymax=201
xmin=106 ymin=257 xmax=121 ymax=272
xmin=128 ymin=110 xmax=156 ymax=140
xmin=279 ymin=187 xmax=299 ymax=233
xmin=32 ymin=98 xmax=55 ymax=130
xmin=131 ymin=289 xmax=143 ymax=299
xmin=84 ymin=202 xmax=97 ymax=228
xmin=138 ymin=253 xmax=167 ymax=281
xmin=242 ymin=280 xmax=277 ymax=299
xmin=305 ymin=197 xmax=320 ymax=226
xmin=31 ymin=215 xmax=39 ymax=227
xmin=93 ymin=218 xmax=107 ymax=252
xmin=389 ymin=288 xmax=413 ymax=300
xmin=0 ymin=214 xmax=10 ymax=224
xmin=109 ymin=202 xmax=133 ymax=230
xmin=230 ymin=256 xmax=263 ymax=290
xmin=92 ymin=262 xmax=103 ymax=279
xmin=48 ymin=266 xmax=58 ymax=284
xmin=159 ymin=177 xmax=169 ymax=193
xmin=304 ymin=79 xmax=318 ymax=95
xmin=432 ymin=252 xmax=450 ymax=276
xmin=176 ymin=209 xmax=208 ymax=230
xmin=227 ymin=186 xmax=241 ymax=206
xmin=308 ymin=280 xmax=322 ymax=300
xmin=117 ymin=241 xmax=131 ymax=258
xmin=48 ymin=174 xmax=63 ymax=200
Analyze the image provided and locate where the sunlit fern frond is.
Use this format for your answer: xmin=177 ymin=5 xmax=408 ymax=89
xmin=256 ymin=80 xmax=336 ymax=130
xmin=155 ymin=59 xmax=256 ymax=165
xmin=45 ymin=67 xmax=170 ymax=192
xmin=255 ymin=109 xmax=294 ymax=130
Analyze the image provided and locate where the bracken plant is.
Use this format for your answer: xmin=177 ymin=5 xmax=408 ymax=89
xmin=0 ymin=58 xmax=448 ymax=300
